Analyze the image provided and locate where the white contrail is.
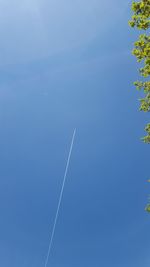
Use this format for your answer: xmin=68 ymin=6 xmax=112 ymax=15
xmin=44 ymin=129 xmax=76 ymax=267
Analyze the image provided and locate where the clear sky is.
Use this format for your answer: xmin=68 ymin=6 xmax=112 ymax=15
xmin=0 ymin=1 xmax=150 ymax=266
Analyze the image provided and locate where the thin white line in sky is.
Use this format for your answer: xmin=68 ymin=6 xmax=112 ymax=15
xmin=44 ymin=129 xmax=76 ymax=267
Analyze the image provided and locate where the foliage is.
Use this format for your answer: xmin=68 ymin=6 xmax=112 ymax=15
xmin=142 ymin=123 xmax=150 ymax=142
xmin=145 ymin=203 xmax=150 ymax=212
xmin=129 ymin=0 xmax=150 ymax=144
xmin=129 ymin=0 xmax=150 ymax=30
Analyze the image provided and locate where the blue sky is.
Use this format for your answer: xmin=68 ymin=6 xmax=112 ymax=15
xmin=0 ymin=1 xmax=150 ymax=266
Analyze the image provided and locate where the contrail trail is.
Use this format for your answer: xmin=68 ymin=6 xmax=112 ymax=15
xmin=44 ymin=129 xmax=76 ymax=267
